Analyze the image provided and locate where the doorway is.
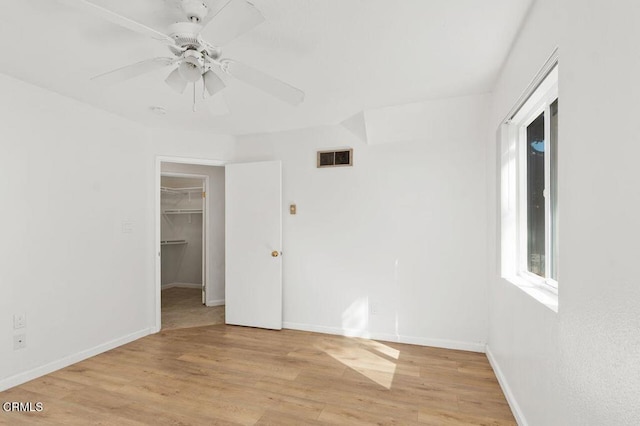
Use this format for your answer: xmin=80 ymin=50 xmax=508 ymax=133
xmin=156 ymin=159 xmax=226 ymax=331
xmin=154 ymin=157 xmax=283 ymax=333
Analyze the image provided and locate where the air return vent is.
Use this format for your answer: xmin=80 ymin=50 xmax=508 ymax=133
xmin=317 ymin=148 xmax=353 ymax=168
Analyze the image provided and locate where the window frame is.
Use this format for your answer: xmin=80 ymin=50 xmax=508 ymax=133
xmin=510 ymin=66 xmax=559 ymax=291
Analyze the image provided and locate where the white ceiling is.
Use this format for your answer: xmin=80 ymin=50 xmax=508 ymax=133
xmin=0 ymin=0 xmax=532 ymax=135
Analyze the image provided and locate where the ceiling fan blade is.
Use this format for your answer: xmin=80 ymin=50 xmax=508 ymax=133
xmin=203 ymin=70 xmax=226 ymax=97
xmin=165 ymin=68 xmax=188 ymax=94
xmin=58 ymin=0 xmax=175 ymax=45
xmin=202 ymin=0 xmax=233 ymax=21
xmin=91 ymin=57 xmax=176 ymax=85
xmin=200 ymin=0 xmax=265 ymax=46
xmin=220 ymin=60 xmax=304 ymax=106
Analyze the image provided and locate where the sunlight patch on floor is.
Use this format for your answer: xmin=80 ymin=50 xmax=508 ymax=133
xmin=360 ymin=338 xmax=400 ymax=360
xmin=317 ymin=339 xmax=398 ymax=389
xmin=318 ymin=297 xmax=401 ymax=390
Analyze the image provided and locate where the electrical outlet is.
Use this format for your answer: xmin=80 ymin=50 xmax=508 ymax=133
xmin=13 ymin=334 xmax=26 ymax=350
xmin=13 ymin=314 xmax=26 ymax=329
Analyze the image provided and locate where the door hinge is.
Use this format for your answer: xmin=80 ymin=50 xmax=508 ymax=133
xmin=202 ymin=191 xmax=206 ymax=198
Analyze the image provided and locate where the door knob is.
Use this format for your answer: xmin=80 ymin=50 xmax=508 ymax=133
xmin=271 ymin=250 xmax=279 ymax=257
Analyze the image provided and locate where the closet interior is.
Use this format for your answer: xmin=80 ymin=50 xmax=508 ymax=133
xmin=161 ymin=176 xmax=205 ymax=303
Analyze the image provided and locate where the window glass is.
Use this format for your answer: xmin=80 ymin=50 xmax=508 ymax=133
xmin=550 ymin=99 xmax=558 ymax=280
xmin=526 ymin=112 xmax=545 ymax=277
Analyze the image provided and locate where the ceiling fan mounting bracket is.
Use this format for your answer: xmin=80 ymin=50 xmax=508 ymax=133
xmin=202 ymin=42 xmax=222 ymax=60
xmin=219 ymin=60 xmax=231 ymax=74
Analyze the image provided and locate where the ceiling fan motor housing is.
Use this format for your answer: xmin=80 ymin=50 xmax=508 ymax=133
xmin=168 ymin=21 xmax=221 ymax=59
xmin=169 ymin=22 xmax=202 ymax=47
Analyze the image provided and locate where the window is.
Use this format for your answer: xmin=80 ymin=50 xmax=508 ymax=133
xmin=503 ymin=61 xmax=558 ymax=293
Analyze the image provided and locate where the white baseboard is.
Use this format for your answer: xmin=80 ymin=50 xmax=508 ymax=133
xmin=206 ymin=299 xmax=225 ymax=307
xmin=282 ymin=322 xmax=485 ymax=353
xmin=485 ymin=345 xmax=527 ymax=426
xmin=161 ymin=282 xmax=201 ymax=290
xmin=0 ymin=328 xmax=152 ymax=392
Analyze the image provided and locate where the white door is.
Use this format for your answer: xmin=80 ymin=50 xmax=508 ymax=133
xmin=225 ymin=161 xmax=282 ymax=329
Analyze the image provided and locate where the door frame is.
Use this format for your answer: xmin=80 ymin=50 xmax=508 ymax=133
xmin=154 ymin=156 xmax=225 ymax=333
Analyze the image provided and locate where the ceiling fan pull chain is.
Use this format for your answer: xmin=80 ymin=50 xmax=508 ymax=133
xmin=193 ymin=82 xmax=197 ymax=112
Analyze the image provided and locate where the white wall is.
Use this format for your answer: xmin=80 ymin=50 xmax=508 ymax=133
xmin=487 ymin=0 xmax=640 ymax=424
xmin=160 ymin=164 xmax=226 ymax=305
xmin=0 ymin=72 xmax=233 ymax=391
xmin=149 ymin=128 xmax=234 ymax=161
xmin=234 ymin=94 xmax=489 ymax=350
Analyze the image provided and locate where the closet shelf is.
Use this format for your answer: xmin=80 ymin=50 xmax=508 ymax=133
xmin=161 ymin=240 xmax=187 ymax=246
xmin=161 ymin=186 xmax=203 ymax=194
xmin=162 ymin=209 xmax=203 ymax=215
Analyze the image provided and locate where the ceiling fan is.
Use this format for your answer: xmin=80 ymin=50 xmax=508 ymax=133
xmin=59 ymin=0 xmax=305 ymax=109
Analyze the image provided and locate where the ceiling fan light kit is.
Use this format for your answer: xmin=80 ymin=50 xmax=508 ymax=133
xmin=165 ymin=68 xmax=189 ymax=94
xmin=64 ymin=0 xmax=305 ymax=114
xmin=203 ymin=70 xmax=226 ymax=97
xmin=178 ymin=50 xmax=204 ymax=82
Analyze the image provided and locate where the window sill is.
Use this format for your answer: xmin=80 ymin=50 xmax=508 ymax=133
xmin=503 ymin=275 xmax=558 ymax=313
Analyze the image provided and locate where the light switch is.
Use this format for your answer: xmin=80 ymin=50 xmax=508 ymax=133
xmin=121 ymin=221 xmax=134 ymax=234
xmin=289 ymin=204 xmax=297 ymax=215
xmin=13 ymin=314 xmax=26 ymax=329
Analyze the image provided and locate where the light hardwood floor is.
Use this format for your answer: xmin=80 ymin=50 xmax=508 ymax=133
xmin=161 ymin=287 xmax=225 ymax=330
xmin=0 ymin=325 xmax=515 ymax=425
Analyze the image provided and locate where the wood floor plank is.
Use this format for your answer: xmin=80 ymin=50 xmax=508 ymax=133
xmin=161 ymin=287 xmax=225 ymax=330
xmin=418 ymin=407 xmax=516 ymax=425
xmin=0 ymin=324 xmax=515 ymax=425
xmin=14 ymin=376 xmax=86 ymax=400
xmin=318 ymin=405 xmax=420 ymax=425
xmin=256 ymin=410 xmax=327 ymax=426
xmin=121 ymin=401 xmax=241 ymax=426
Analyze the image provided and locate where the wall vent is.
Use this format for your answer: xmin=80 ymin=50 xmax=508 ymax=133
xmin=317 ymin=148 xmax=353 ymax=168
